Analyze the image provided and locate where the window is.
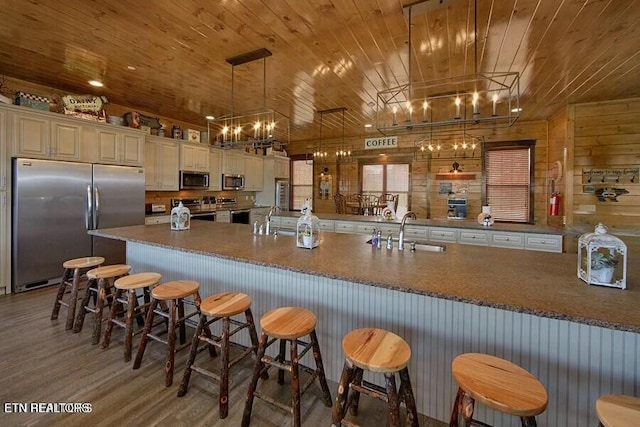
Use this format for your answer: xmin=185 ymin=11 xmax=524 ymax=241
xmin=291 ymin=160 xmax=314 ymax=210
xmin=484 ymin=142 xmax=534 ymax=222
xmin=362 ymin=163 xmax=410 ymax=215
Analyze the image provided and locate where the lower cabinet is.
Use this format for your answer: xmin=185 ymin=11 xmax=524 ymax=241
xmin=145 ymin=215 xmax=171 ymax=225
xmin=525 ymin=233 xmax=563 ymax=253
xmin=334 ymin=221 xmax=357 ymax=234
xmin=458 ymin=230 xmax=490 ymax=246
xmin=490 ymin=231 xmax=525 ymax=249
xmin=216 ymin=211 xmax=231 ymax=223
xmin=429 ymin=227 xmax=458 ymax=242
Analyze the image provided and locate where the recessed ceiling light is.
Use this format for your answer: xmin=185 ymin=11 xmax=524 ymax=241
xmin=205 ymin=115 xmax=215 ymax=120
xmin=364 ymin=124 xmax=373 ymax=128
xmin=511 ymin=107 xmax=522 ymax=112
xmin=88 ymin=80 xmax=104 ymax=87
xmin=127 ymin=65 xmax=136 ymax=71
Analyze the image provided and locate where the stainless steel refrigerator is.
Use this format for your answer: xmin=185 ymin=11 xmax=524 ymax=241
xmin=11 ymin=158 xmax=145 ymax=293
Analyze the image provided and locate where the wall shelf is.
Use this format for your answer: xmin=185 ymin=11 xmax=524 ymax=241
xmin=435 ymin=172 xmax=476 ymax=180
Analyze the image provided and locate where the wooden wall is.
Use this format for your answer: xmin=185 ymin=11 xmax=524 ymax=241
xmin=567 ymin=98 xmax=640 ymax=236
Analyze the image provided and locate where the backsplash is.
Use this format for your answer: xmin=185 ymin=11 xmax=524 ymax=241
xmin=145 ymin=190 xmax=258 ymax=212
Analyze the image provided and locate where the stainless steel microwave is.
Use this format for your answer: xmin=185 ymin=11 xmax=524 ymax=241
xmin=180 ymin=170 xmax=210 ymax=189
xmin=222 ymin=174 xmax=245 ymax=190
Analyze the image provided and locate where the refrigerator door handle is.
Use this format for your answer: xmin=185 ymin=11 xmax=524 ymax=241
xmin=86 ymin=184 xmax=93 ymax=230
xmin=94 ymin=186 xmax=100 ymax=229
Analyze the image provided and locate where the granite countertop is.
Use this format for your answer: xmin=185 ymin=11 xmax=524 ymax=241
xmin=91 ymin=222 xmax=640 ymax=333
xmin=274 ymin=211 xmax=569 ymax=235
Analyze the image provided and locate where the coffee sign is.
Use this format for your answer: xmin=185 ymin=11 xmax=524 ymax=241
xmin=364 ymin=136 xmax=398 ymax=150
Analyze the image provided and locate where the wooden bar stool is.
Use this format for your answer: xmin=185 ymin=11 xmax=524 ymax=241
xmin=449 ymin=353 xmax=548 ymax=427
xmin=133 ymin=280 xmax=201 ymax=387
xmin=51 ymin=256 xmax=105 ymax=330
xmin=177 ymin=292 xmax=262 ymax=419
xmin=596 ymin=394 xmax=640 ymax=427
xmin=332 ymin=328 xmax=419 ymax=427
xmin=72 ymin=264 xmax=131 ymax=345
xmin=242 ymin=307 xmax=333 ymax=427
xmin=101 ymin=272 xmax=162 ymax=362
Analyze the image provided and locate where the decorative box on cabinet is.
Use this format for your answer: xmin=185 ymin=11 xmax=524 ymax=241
xmin=180 ymin=143 xmax=210 ymax=172
xmin=145 ymin=137 xmax=179 ymax=191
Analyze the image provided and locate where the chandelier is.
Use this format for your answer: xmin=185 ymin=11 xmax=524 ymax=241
xmin=414 ymin=128 xmax=484 ymax=160
xmin=312 ymin=107 xmax=352 ymax=161
xmin=376 ymin=0 xmax=520 ymax=135
xmin=208 ymin=48 xmax=290 ymax=150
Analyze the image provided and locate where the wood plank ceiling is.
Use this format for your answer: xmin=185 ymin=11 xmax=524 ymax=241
xmin=0 ymin=0 xmax=639 ymax=142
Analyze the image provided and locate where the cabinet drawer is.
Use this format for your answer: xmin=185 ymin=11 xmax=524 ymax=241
xmin=490 ymin=232 xmax=524 ymax=249
xmin=356 ymin=223 xmax=377 ymax=235
xmin=334 ymin=221 xmax=357 ymax=233
xmin=429 ymin=228 xmax=457 ymax=242
xmin=378 ymin=224 xmax=400 ymax=236
xmin=404 ymin=226 xmax=428 ymax=240
xmin=145 ymin=215 xmax=171 ymax=225
xmin=280 ymin=217 xmax=298 ymax=229
xmin=319 ymin=220 xmax=334 ymax=232
xmin=459 ymin=230 xmax=489 ymax=246
xmin=525 ymin=234 xmax=563 ymax=253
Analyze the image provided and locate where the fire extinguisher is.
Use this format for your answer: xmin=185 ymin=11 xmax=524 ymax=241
xmin=549 ymin=192 xmax=560 ymax=216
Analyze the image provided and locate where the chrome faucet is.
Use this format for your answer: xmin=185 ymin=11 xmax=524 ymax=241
xmin=398 ymin=211 xmax=417 ymax=251
xmin=265 ymin=205 xmax=280 ymax=235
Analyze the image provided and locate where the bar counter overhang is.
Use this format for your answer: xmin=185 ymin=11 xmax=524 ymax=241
xmin=91 ymin=221 xmax=640 ymax=427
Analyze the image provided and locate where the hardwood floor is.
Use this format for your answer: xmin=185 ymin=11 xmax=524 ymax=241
xmin=0 ymin=287 xmax=446 ymax=426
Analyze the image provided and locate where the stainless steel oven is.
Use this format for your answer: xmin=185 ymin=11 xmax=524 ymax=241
xmin=230 ymin=209 xmax=250 ymax=224
xmin=190 ymin=211 xmax=216 ymax=221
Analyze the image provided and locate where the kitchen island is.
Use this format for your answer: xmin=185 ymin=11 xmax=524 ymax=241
xmin=91 ymin=221 xmax=639 ymax=427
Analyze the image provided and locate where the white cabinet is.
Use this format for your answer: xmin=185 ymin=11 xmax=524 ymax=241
xmin=245 ymin=156 xmax=264 ymax=191
xmin=250 ymin=207 xmax=270 ymax=225
xmin=274 ymin=156 xmax=290 ymax=179
xmin=180 ymin=143 xmax=210 ymax=172
xmin=280 ymin=217 xmax=298 ymax=230
xmin=222 ymin=151 xmax=246 ymax=175
xmin=0 ymin=108 xmax=6 ymax=191
xmin=216 ymin=211 xmax=231 ymax=223
xmin=490 ymin=231 xmax=524 ymax=249
xmin=334 ymin=221 xmax=357 ymax=234
xmin=318 ymin=220 xmax=334 ymax=232
xmin=429 ymin=227 xmax=458 ymax=242
xmin=404 ymin=225 xmax=429 ymax=240
xmin=458 ymin=230 xmax=490 ymax=246
xmin=145 ymin=138 xmax=179 ymax=191
xmin=209 ymin=148 xmax=222 ymax=191
xmin=525 ymin=233 xmax=563 ymax=253
xmin=11 ymin=111 xmax=50 ymax=159
xmin=145 ymin=215 xmax=171 ymax=225
xmin=96 ymin=127 xmax=144 ymax=166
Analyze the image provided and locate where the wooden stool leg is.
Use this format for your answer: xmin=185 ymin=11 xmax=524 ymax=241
xmin=242 ymin=332 xmax=269 ymax=427
xmin=133 ymin=299 xmax=158 ymax=370
xmin=520 ymin=417 xmax=538 ymax=427
xmin=348 ymin=368 xmax=364 ymax=416
xmin=331 ymin=360 xmax=355 ymax=425
xmin=51 ymin=268 xmax=72 ymax=320
xmin=101 ymin=288 xmax=123 ymax=349
xmin=123 ymin=289 xmax=138 ymax=362
xmin=92 ymin=278 xmax=108 ymax=345
xmin=219 ymin=316 xmax=231 ymax=419
xmin=177 ymin=298 xmax=186 ymax=345
xmin=73 ymin=278 xmax=95 ymax=333
xmin=165 ymin=299 xmax=177 ymax=387
xmin=277 ymin=339 xmax=287 ymax=385
xmin=399 ymin=367 xmax=419 ymax=427
xmin=65 ymin=267 xmax=82 ymax=330
xmin=244 ymin=308 xmax=266 ymax=380
xmin=177 ymin=313 xmax=207 ymax=397
xmin=310 ymin=329 xmax=333 ymax=407
xmin=290 ymin=338 xmax=301 ymax=427
xmin=449 ymin=387 xmax=474 ymax=427
xmin=384 ymin=372 xmax=400 ymax=427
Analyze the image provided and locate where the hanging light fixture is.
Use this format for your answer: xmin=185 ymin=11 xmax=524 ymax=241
xmin=313 ymin=107 xmax=351 ymax=161
xmin=376 ymin=0 xmax=520 ymax=135
xmin=208 ymin=48 xmax=290 ymax=150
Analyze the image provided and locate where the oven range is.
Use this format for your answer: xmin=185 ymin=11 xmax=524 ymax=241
xmin=170 ymin=197 xmax=216 ymax=221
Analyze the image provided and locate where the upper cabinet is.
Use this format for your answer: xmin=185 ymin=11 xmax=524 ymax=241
xmin=145 ymin=137 xmax=179 ymax=191
xmin=222 ymin=150 xmax=246 ymax=175
xmin=274 ymin=156 xmax=290 ymax=179
xmin=245 ymin=155 xmax=264 ymax=191
xmin=209 ymin=148 xmax=222 ymax=191
xmin=96 ymin=127 xmax=144 ymax=166
xmin=180 ymin=143 xmax=210 ymax=172
xmin=0 ymin=108 xmax=6 ymax=191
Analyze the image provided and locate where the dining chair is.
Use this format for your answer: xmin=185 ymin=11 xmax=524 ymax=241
xmin=333 ymin=193 xmax=346 ymax=214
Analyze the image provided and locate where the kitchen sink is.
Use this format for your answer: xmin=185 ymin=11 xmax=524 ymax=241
xmin=272 ymin=229 xmax=297 ymax=237
xmin=365 ymin=239 xmax=446 ymax=252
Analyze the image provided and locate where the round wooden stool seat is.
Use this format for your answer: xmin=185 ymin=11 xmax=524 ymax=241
xmin=63 ymin=256 xmax=105 ymax=270
xmin=452 ymin=353 xmax=548 ymax=417
xmin=151 ymin=280 xmax=200 ymax=300
xmin=260 ymin=306 xmax=316 ymax=340
xmin=596 ymin=394 xmax=640 ymax=427
xmin=114 ymin=272 xmax=161 ymax=290
xmin=200 ymin=292 xmax=251 ymax=317
xmin=342 ymin=328 xmax=411 ymax=373
xmin=87 ymin=264 xmax=131 ymax=280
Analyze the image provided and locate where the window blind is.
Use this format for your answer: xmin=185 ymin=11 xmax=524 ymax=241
xmin=485 ymin=147 xmax=531 ymax=222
